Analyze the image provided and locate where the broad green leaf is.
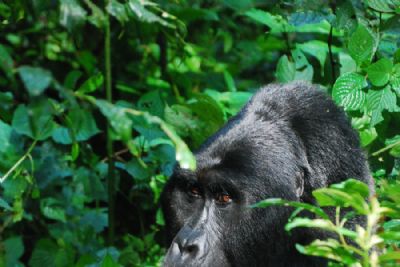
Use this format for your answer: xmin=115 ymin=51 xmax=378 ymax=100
xmin=0 ymin=44 xmax=14 ymax=79
xmin=63 ymin=70 xmax=83 ymax=89
xmin=339 ymin=52 xmax=357 ymax=74
xmin=0 ymin=120 xmax=12 ymax=153
xmin=366 ymin=58 xmax=393 ymax=86
xmin=391 ymin=63 xmax=400 ymax=95
xmin=77 ymin=72 xmax=104 ymax=94
xmin=330 ymin=178 xmax=370 ymax=198
xmin=298 ymin=40 xmax=339 ymax=75
xmin=313 ymin=188 xmax=369 ymax=214
xmin=96 ymin=100 xmax=132 ymax=142
xmin=245 ymin=9 xmax=287 ymax=33
xmin=359 ymin=127 xmax=378 ymax=147
xmin=292 ymin=49 xmax=313 ymax=81
xmin=286 ymin=218 xmax=357 ymax=238
xmin=124 ymin=158 xmax=150 ymax=180
xmin=365 ymin=0 xmax=395 ymax=12
xmin=0 ymin=197 xmax=12 ymax=210
xmin=289 ymin=11 xmax=332 ymax=26
xmin=379 ymin=251 xmax=400 ymax=262
xmin=127 ymin=0 xmax=172 ymax=28
xmin=296 ymin=239 xmax=357 ymax=264
xmin=332 ymin=72 xmax=367 ymax=110
xmin=59 ymin=0 xmax=87 ymax=31
xmin=276 ymin=55 xmax=295 ymax=82
xmin=366 ymin=86 xmax=398 ymax=126
xmin=80 ymin=210 xmax=108 ymax=233
xmin=29 ymin=239 xmax=74 ymax=267
xmin=348 ymin=24 xmax=376 ymax=66
xmin=137 ymin=90 xmax=165 ymax=118
xmin=106 ymin=0 xmax=129 ymax=23
xmin=52 ymin=109 xmax=100 ymax=144
xmin=12 ymin=101 xmax=57 ymax=141
xmin=84 ymin=0 xmax=106 ymax=28
xmin=4 ymin=236 xmax=24 ymax=267
xmin=40 ymin=198 xmax=66 ymax=222
xmin=18 ymin=66 xmax=52 ymax=96
xmin=252 ymin=198 xmax=329 ymax=219
xmin=101 ymin=254 xmax=121 ymax=267
xmin=332 ymin=2 xmax=356 ymax=33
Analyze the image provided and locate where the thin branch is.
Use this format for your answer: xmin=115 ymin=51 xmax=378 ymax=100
xmin=104 ymin=3 xmax=115 ymax=245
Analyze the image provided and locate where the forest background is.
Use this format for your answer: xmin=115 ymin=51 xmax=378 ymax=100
xmin=0 ymin=0 xmax=400 ymax=266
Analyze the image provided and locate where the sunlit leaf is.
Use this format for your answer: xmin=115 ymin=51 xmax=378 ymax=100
xmin=332 ymin=72 xmax=367 ymax=110
xmin=366 ymin=58 xmax=393 ymax=86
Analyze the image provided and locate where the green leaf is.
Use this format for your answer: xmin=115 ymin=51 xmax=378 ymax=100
xmin=127 ymin=0 xmax=172 ymax=28
xmin=366 ymin=86 xmax=398 ymax=126
xmin=379 ymin=251 xmax=400 ymax=262
xmin=365 ymin=0 xmax=395 ymax=12
xmin=253 ymin=198 xmax=329 ymax=220
xmin=4 ymin=236 xmax=24 ymax=267
xmin=96 ymin=100 xmax=133 ymax=142
xmin=124 ymin=158 xmax=150 ymax=180
xmin=52 ymin=109 xmax=100 ymax=144
xmin=12 ymin=101 xmax=57 ymax=140
xmin=0 ymin=120 xmax=12 ymax=153
xmin=332 ymin=72 xmax=367 ymax=110
xmin=77 ymin=72 xmax=104 ymax=94
xmin=391 ymin=63 xmax=400 ymax=95
xmin=223 ymin=70 xmax=237 ymax=92
xmin=245 ymin=9 xmax=288 ymax=33
xmin=40 ymin=198 xmax=66 ymax=222
xmin=359 ymin=127 xmax=378 ymax=147
xmin=18 ymin=66 xmax=52 ymax=96
xmin=296 ymin=239 xmax=357 ymax=264
xmin=101 ymin=254 xmax=121 ymax=267
xmin=106 ymin=0 xmax=129 ymax=23
xmin=59 ymin=0 xmax=87 ymax=31
xmin=313 ymin=188 xmax=369 ymax=214
xmin=29 ymin=239 xmax=75 ymax=267
xmin=276 ymin=55 xmax=296 ymax=82
xmin=330 ymin=178 xmax=370 ymax=198
xmin=84 ymin=0 xmax=106 ymax=28
xmin=298 ymin=40 xmax=339 ymax=75
xmin=0 ymin=44 xmax=14 ymax=79
xmin=367 ymin=58 xmax=393 ymax=86
xmin=348 ymin=24 xmax=376 ymax=66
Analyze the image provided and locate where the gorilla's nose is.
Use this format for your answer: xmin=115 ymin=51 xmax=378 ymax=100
xmin=164 ymin=226 xmax=207 ymax=266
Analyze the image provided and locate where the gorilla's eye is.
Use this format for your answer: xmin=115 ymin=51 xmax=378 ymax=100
xmin=188 ymin=185 xmax=201 ymax=197
xmin=216 ymin=193 xmax=232 ymax=204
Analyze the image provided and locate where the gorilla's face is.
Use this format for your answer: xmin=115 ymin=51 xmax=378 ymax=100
xmin=161 ymin=136 xmax=307 ymax=267
xmin=162 ymin=167 xmax=239 ymax=266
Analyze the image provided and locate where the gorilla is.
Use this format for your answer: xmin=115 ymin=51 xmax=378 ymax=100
xmin=161 ymin=82 xmax=373 ymax=267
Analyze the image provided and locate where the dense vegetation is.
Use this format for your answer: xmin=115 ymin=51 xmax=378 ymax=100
xmin=0 ymin=0 xmax=399 ymax=266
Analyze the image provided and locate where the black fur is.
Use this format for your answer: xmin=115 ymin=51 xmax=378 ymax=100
xmin=161 ymin=82 xmax=373 ymax=267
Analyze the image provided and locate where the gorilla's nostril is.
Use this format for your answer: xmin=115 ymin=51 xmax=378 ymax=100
xmin=185 ymin=244 xmax=198 ymax=254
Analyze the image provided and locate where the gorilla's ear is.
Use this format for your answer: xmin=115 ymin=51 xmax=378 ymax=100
xmin=295 ymin=170 xmax=304 ymax=199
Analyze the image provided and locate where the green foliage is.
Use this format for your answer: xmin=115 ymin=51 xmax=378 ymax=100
xmin=0 ymin=0 xmax=400 ymax=266
xmin=257 ymin=179 xmax=400 ymax=266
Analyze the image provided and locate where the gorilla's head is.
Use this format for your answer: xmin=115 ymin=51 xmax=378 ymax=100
xmin=161 ymin=83 xmax=372 ymax=267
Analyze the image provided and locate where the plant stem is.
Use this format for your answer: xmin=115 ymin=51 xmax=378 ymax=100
xmin=328 ymin=26 xmax=336 ymax=84
xmin=0 ymin=140 xmax=37 ymax=183
xmin=104 ymin=5 xmax=115 ymax=245
xmin=372 ymin=140 xmax=400 ymax=156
